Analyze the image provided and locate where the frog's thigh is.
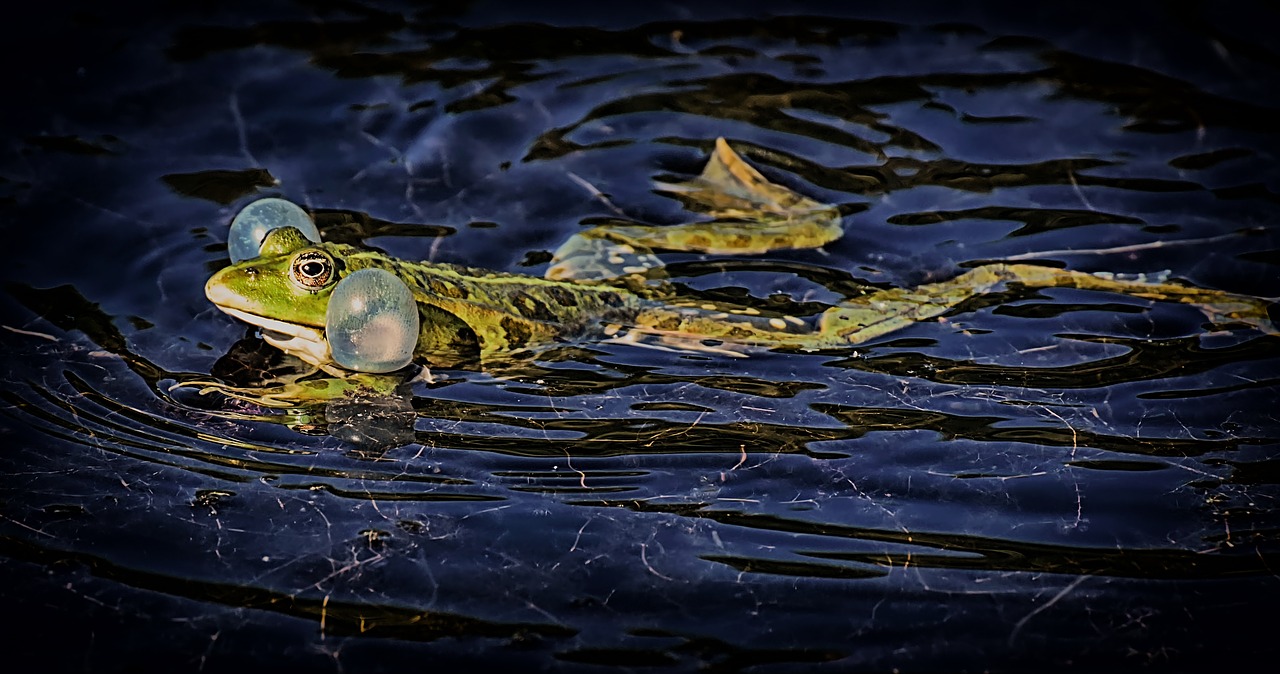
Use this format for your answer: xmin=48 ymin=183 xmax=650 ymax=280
xmin=545 ymin=229 xmax=665 ymax=282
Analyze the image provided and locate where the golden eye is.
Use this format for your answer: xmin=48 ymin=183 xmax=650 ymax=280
xmin=290 ymin=250 xmax=334 ymax=289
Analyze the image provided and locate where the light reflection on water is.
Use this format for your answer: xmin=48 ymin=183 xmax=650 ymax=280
xmin=2 ymin=1 xmax=1278 ymax=670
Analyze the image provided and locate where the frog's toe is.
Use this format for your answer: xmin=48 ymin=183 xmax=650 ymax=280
xmin=1195 ymin=298 xmax=1280 ymax=335
xmin=1264 ymin=300 xmax=1279 ymax=335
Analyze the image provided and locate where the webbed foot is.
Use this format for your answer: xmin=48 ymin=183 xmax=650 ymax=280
xmin=547 ymin=138 xmax=843 ymax=283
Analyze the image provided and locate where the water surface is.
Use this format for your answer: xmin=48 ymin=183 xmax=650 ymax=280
xmin=2 ymin=1 xmax=1279 ymax=671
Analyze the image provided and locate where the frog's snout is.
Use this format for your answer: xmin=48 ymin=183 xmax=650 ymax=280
xmin=204 ymin=267 xmax=236 ymax=306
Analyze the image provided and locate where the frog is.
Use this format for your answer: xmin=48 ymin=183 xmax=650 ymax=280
xmin=200 ymin=138 xmax=1276 ymax=403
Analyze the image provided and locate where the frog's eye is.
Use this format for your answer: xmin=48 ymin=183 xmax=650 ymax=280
xmin=229 ymin=198 xmax=322 ymax=262
xmin=326 ymin=268 xmax=419 ymax=373
xmin=289 ymin=251 xmax=335 ymax=289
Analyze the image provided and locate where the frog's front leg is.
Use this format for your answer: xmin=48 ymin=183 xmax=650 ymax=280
xmin=547 ymin=138 xmax=842 ymax=283
xmin=818 ymin=263 xmax=1277 ymax=344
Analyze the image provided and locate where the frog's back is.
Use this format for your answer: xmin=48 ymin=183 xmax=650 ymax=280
xmin=355 ymin=254 xmax=647 ymax=360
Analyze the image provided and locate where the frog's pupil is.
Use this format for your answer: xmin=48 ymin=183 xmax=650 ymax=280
xmin=302 ymin=261 xmax=324 ymax=277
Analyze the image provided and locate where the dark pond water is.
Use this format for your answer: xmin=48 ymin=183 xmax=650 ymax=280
xmin=3 ymin=1 xmax=1279 ymax=671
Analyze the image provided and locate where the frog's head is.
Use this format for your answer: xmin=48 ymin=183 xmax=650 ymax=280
xmin=205 ymin=226 xmax=344 ymax=367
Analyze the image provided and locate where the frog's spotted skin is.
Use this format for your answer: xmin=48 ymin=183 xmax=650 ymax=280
xmin=205 ymin=137 xmax=1277 ymax=384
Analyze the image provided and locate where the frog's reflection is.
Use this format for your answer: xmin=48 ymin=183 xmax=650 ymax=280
xmin=201 ymin=336 xmax=419 ymax=455
xmin=323 ymin=388 xmax=417 ymax=456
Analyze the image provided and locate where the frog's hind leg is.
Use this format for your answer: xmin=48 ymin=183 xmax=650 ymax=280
xmin=615 ymin=263 xmax=1275 ymax=354
xmin=990 ymin=263 xmax=1277 ymax=334
xmin=547 ymin=138 xmax=842 ymax=282
xmin=816 ymin=263 xmax=1278 ymax=346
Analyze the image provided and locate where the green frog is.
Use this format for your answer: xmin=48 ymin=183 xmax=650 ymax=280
xmin=201 ymin=138 xmax=1275 ymax=401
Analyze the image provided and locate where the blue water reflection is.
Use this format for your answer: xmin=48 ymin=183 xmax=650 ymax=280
xmin=2 ymin=1 xmax=1278 ymax=671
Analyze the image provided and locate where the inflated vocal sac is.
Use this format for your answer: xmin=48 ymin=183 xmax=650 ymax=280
xmin=325 ymin=268 xmax=419 ymax=373
xmin=228 ymin=198 xmax=321 ymax=262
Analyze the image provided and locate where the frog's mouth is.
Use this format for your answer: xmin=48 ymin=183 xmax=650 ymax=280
xmin=213 ymin=305 xmax=333 ymax=367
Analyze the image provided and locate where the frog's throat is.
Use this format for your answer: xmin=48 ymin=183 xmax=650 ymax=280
xmin=212 ymin=305 xmax=332 ymax=367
